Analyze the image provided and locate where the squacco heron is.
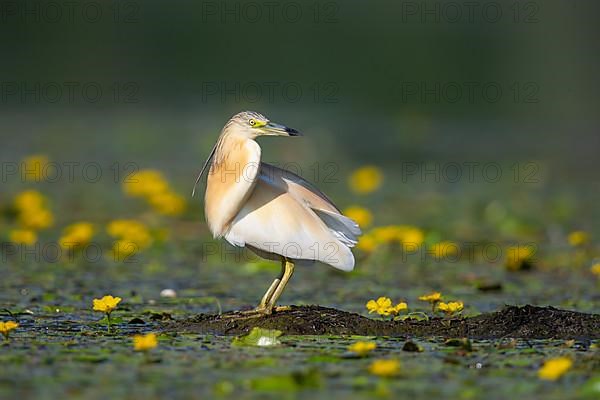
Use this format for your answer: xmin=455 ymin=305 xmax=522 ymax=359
xmin=193 ymin=111 xmax=361 ymax=315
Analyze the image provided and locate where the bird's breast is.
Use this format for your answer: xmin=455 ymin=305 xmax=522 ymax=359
xmin=204 ymin=137 xmax=261 ymax=237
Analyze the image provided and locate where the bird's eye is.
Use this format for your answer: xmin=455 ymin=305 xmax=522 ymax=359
xmin=249 ymin=119 xmax=256 ymax=126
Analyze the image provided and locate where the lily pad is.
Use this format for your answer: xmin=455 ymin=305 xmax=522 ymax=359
xmin=232 ymin=327 xmax=283 ymax=347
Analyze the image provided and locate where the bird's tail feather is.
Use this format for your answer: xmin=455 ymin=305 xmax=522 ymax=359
xmin=311 ymin=208 xmax=362 ymax=247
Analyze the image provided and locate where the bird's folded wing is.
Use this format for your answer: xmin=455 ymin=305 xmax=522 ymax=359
xmin=259 ymin=162 xmax=361 ymax=247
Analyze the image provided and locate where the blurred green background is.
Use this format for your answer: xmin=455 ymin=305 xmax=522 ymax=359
xmin=1 ymin=0 xmax=599 ymax=172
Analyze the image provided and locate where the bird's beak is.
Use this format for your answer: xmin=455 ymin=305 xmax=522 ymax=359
xmin=264 ymin=121 xmax=302 ymax=137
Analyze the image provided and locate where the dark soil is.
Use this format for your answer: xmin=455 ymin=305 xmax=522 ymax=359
xmin=166 ymin=305 xmax=600 ymax=339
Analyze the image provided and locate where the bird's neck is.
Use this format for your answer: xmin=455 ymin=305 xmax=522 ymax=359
xmin=204 ymin=132 xmax=262 ymax=237
xmin=212 ymin=131 xmax=256 ymax=169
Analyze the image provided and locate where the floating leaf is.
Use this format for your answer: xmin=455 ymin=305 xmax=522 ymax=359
xmin=395 ymin=312 xmax=429 ymax=321
xmin=232 ymin=327 xmax=282 ymax=347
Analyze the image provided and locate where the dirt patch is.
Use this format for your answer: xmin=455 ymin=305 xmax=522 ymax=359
xmin=166 ymin=305 xmax=600 ymax=339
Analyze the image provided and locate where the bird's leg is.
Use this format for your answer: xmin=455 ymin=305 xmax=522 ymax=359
xmin=265 ymin=258 xmax=295 ymax=311
xmin=224 ymin=259 xmax=285 ymax=318
xmin=254 ymin=258 xmax=286 ymax=312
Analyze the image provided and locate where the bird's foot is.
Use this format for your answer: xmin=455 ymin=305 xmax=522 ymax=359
xmin=220 ymin=305 xmax=291 ymax=320
xmin=220 ymin=306 xmax=273 ymax=320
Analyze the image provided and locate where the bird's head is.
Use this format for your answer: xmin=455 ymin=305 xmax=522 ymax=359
xmin=225 ymin=111 xmax=302 ymax=139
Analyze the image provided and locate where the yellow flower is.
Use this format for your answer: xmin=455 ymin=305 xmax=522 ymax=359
xmin=348 ymin=341 xmax=376 ymax=356
xmin=133 ymin=333 xmax=158 ymax=351
xmin=123 ymin=169 xmax=169 ymax=198
xmin=369 ymin=359 xmax=400 ymax=377
xmin=418 ymin=292 xmax=442 ymax=303
xmin=343 ymin=206 xmax=373 ymax=228
xmin=591 ymin=263 xmax=600 ymax=276
xmin=92 ymin=295 xmax=122 ymax=314
xmin=366 ymin=297 xmax=393 ymax=316
xmin=106 ymin=219 xmax=152 ymax=249
xmin=9 ymin=229 xmax=37 ymax=245
xmin=0 ymin=321 xmax=19 ymax=339
xmin=505 ymin=245 xmax=535 ymax=271
xmin=437 ymin=301 xmax=464 ymax=315
xmin=13 ymin=190 xmax=54 ymax=230
xmin=18 ymin=208 xmax=54 ymax=230
xmin=568 ymin=231 xmax=589 ymax=247
xmin=111 ymin=240 xmax=140 ymax=262
xmin=397 ymin=226 xmax=424 ymax=246
xmin=369 ymin=225 xmax=424 ymax=246
xmin=366 ymin=298 xmax=407 ymax=316
xmin=357 ymin=234 xmax=378 ymax=253
xmin=430 ymin=241 xmax=459 ymax=259
xmin=21 ymin=155 xmax=49 ymax=181
xmin=348 ymin=166 xmax=383 ymax=195
xmin=392 ymin=302 xmax=408 ymax=314
xmin=538 ymin=357 xmax=573 ymax=381
xmin=400 ymin=228 xmax=425 ymax=246
xmin=148 ymin=191 xmax=186 ymax=216
xmin=14 ymin=190 xmax=45 ymax=211
xmin=59 ymin=222 xmax=94 ymax=249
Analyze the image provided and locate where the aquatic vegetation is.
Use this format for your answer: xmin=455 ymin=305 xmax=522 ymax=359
xmin=366 ymin=297 xmax=393 ymax=315
xmin=13 ymin=190 xmax=54 ymax=230
xmin=93 ymin=295 xmax=121 ymax=313
xmin=568 ymin=231 xmax=589 ymax=247
xmin=538 ymin=357 xmax=573 ymax=381
xmin=232 ymin=327 xmax=283 ymax=347
xmin=348 ymin=341 xmax=376 ymax=356
xmin=348 ymin=166 xmax=383 ymax=194
xmin=106 ymin=219 xmax=152 ymax=261
xmin=419 ymin=292 xmax=442 ymax=312
xmin=123 ymin=169 xmax=169 ymax=198
xmin=93 ymin=295 xmax=122 ymax=330
xmin=123 ymin=169 xmax=186 ymax=216
xmin=505 ymin=245 xmax=536 ymax=271
xmin=418 ymin=292 xmax=442 ymax=303
xmin=106 ymin=220 xmax=152 ymax=247
xmin=1 ymin=135 xmax=598 ymax=400
xmin=343 ymin=205 xmax=373 ymax=228
xmin=356 ymin=234 xmax=378 ymax=253
xmin=148 ymin=191 xmax=186 ymax=216
xmin=357 ymin=225 xmax=425 ymax=253
xmin=0 ymin=321 xmax=19 ymax=341
xmin=368 ymin=359 xmax=400 ymax=377
xmin=133 ymin=333 xmax=158 ymax=351
xmin=8 ymin=228 xmax=37 ymax=245
xmin=371 ymin=225 xmax=424 ymax=245
xmin=392 ymin=302 xmax=408 ymax=314
xmin=437 ymin=301 xmax=464 ymax=316
xmin=366 ymin=297 xmax=408 ymax=317
xmin=59 ymin=222 xmax=95 ymax=250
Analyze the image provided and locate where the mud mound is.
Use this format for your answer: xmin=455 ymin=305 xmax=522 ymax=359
xmin=167 ymin=305 xmax=600 ymax=339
